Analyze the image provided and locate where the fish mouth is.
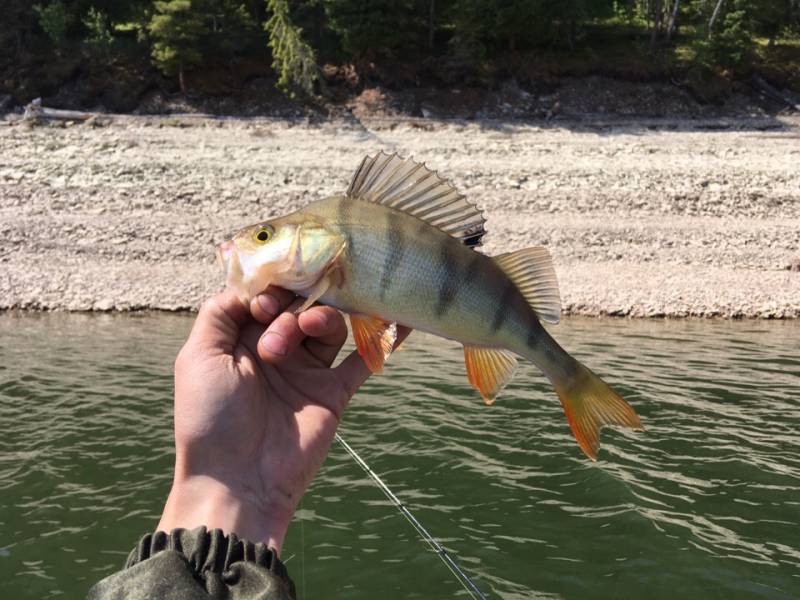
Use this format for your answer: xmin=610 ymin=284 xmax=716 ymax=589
xmin=216 ymin=240 xmax=233 ymax=271
xmin=216 ymin=240 xmax=267 ymax=302
xmin=216 ymin=240 xmax=246 ymax=294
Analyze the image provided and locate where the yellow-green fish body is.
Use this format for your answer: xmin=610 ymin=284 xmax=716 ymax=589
xmin=304 ymin=196 xmax=524 ymax=346
xmin=218 ymin=153 xmax=642 ymax=459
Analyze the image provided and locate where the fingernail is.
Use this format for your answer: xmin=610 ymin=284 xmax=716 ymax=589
xmin=258 ymin=293 xmax=280 ymax=317
xmin=261 ymin=332 xmax=287 ymax=356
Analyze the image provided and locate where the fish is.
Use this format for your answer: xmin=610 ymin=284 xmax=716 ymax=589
xmin=217 ymin=153 xmax=642 ymax=460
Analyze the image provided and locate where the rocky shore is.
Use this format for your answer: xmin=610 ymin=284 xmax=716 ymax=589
xmin=1 ymin=114 xmax=798 ymax=318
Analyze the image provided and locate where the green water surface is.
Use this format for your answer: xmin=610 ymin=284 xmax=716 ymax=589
xmin=1 ymin=313 xmax=798 ymax=599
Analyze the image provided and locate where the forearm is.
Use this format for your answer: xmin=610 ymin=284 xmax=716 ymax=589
xmin=157 ymin=473 xmax=293 ymax=555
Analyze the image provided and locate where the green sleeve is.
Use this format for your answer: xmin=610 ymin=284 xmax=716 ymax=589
xmin=87 ymin=527 xmax=296 ymax=600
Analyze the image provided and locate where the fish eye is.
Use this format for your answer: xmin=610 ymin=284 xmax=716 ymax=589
xmin=254 ymin=227 xmax=271 ymax=243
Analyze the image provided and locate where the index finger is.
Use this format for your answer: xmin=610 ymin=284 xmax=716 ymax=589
xmin=298 ymin=306 xmax=349 ymax=367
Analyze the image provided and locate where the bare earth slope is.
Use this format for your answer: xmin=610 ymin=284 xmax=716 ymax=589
xmin=1 ymin=116 xmax=798 ymax=317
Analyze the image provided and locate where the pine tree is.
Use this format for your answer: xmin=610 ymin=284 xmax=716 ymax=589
xmin=148 ymin=0 xmax=207 ymax=92
xmin=265 ymin=0 xmax=319 ymax=97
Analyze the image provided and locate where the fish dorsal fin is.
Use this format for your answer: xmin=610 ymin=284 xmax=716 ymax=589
xmin=463 ymin=345 xmax=518 ymax=405
xmin=347 ymin=152 xmax=486 ymax=247
xmin=493 ymin=247 xmax=561 ymax=324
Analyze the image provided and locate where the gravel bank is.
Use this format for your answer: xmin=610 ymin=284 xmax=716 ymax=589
xmin=1 ymin=115 xmax=798 ymax=317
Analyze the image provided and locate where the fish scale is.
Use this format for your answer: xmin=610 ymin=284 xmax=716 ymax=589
xmin=310 ymin=197 xmax=524 ymax=349
xmin=218 ymin=152 xmax=643 ymax=460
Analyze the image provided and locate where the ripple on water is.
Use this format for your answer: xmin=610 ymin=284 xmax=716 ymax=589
xmin=1 ymin=314 xmax=799 ymax=599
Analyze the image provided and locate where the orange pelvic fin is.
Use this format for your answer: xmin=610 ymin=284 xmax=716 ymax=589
xmin=554 ymin=362 xmax=643 ymax=461
xmin=463 ymin=345 xmax=518 ymax=405
xmin=350 ymin=314 xmax=397 ymax=374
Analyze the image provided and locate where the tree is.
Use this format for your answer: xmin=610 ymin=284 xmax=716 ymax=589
xmin=33 ymin=1 xmax=69 ymax=47
xmin=324 ymin=0 xmax=426 ymax=60
xmin=148 ymin=0 xmax=206 ymax=91
xmin=82 ymin=7 xmax=115 ymax=54
xmin=750 ymin=0 xmax=790 ymax=45
xmin=265 ymin=0 xmax=319 ymax=97
xmin=698 ymin=0 xmax=755 ymax=70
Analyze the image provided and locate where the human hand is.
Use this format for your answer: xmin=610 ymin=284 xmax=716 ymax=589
xmin=157 ymin=288 xmax=409 ymax=553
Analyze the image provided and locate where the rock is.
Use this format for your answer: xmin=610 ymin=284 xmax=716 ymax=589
xmin=92 ymin=297 xmax=113 ymax=310
xmin=1 ymin=114 xmax=799 ymax=317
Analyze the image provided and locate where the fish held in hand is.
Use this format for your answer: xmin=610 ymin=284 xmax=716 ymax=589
xmin=218 ymin=153 xmax=642 ymax=459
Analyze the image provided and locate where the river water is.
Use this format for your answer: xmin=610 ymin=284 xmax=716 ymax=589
xmin=0 ymin=313 xmax=798 ymax=599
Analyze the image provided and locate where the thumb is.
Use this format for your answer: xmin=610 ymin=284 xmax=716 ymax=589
xmin=189 ymin=289 xmax=252 ymax=352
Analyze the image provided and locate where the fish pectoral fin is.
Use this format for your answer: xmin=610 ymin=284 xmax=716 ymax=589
xmin=493 ymin=247 xmax=561 ymax=324
xmin=554 ymin=361 xmax=643 ymax=461
xmin=463 ymin=346 xmax=518 ymax=406
xmin=350 ymin=315 xmax=397 ymax=374
xmin=294 ymin=248 xmax=346 ymax=314
xmin=295 ymin=276 xmax=332 ymax=313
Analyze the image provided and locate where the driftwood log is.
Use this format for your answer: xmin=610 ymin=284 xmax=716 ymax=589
xmin=750 ymin=75 xmax=800 ymax=112
xmin=23 ymin=98 xmax=97 ymax=122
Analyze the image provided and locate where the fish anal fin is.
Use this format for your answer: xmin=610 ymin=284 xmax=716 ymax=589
xmin=493 ymin=247 xmax=561 ymax=324
xmin=350 ymin=315 xmax=397 ymax=374
xmin=554 ymin=362 xmax=643 ymax=461
xmin=347 ymin=153 xmax=486 ymax=247
xmin=463 ymin=346 xmax=518 ymax=405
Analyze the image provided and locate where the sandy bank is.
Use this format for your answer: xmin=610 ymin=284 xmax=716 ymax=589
xmin=1 ymin=115 xmax=798 ymax=318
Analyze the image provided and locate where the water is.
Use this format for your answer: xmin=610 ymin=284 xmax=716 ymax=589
xmin=1 ymin=313 xmax=798 ymax=599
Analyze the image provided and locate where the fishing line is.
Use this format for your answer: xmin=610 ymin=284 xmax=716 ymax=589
xmin=334 ymin=432 xmax=488 ymax=600
xmin=300 ymin=496 xmax=306 ymax=600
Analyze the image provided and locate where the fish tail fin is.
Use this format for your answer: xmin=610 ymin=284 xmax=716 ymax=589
xmin=550 ymin=357 xmax=643 ymax=460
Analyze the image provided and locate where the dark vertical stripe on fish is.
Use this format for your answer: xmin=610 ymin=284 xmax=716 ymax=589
xmin=491 ymin=283 xmax=516 ymax=332
xmin=435 ymin=240 xmax=460 ymax=316
xmin=464 ymin=253 xmax=482 ymax=285
xmin=526 ymin=314 xmax=541 ymax=349
xmin=380 ymin=210 xmax=405 ymax=300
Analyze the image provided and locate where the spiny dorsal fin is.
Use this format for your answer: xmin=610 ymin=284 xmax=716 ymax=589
xmin=463 ymin=345 xmax=518 ymax=405
xmin=347 ymin=152 xmax=486 ymax=247
xmin=493 ymin=247 xmax=561 ymax=324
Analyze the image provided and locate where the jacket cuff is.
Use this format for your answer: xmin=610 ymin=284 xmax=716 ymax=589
xmin=126 ymin=526 xmax=296 ymax=599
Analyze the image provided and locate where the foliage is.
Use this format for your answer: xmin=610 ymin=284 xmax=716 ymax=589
xmin=2 ymin=0 xmax=800 ymax=95
xmin=265 ymin=0 xmax=318 ymax=96
xmin=324 ymin=0 xmax=427 ymax=59
xmin=709 ymin=1 xmax=756 ymax=69
xmin=148 ymin=0 xmax=205 ymax=88
xmin=687 ymin=0 xmax=756 ymax=71
xmin=83 ymin=7 xmax=116 ymax=53
xmin=33 ymin=1 xmax=69 ymax=46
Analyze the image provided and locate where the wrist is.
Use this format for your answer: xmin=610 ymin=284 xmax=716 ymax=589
xmin=157 ymin=474 xmax=293 ymax=554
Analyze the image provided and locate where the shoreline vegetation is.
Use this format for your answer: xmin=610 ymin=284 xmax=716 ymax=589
xmin=1 ymin=113 xmax=798 ymax=319
xmin=2 ymin=2 xmax=798 ymax=319
xmin=1 ymin=1 xmax=799 ymax=117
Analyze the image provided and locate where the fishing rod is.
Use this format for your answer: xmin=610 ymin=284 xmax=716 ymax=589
xmin=334 ymin=433 xmax=489 ymax=600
